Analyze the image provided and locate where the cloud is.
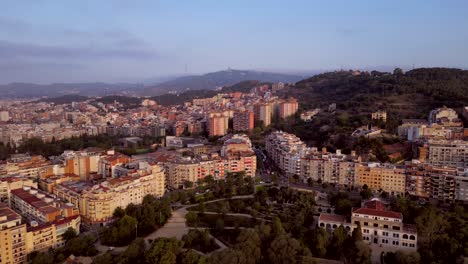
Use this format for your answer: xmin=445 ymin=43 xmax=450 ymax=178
xmin=0 ymin=40 xmax=159 ymax=60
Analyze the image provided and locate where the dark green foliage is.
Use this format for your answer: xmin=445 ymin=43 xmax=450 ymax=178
xmin=182 ymin=229 xmax=219 ymax=253
xmin=101 ymin=195 xmax=172 ymax=246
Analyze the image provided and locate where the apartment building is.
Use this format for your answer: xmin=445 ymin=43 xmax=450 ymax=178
xmin=355 ymin=163 xmax=406 ymax=195
xmin=207 ymin=112 xmax=229 ymax=137
xmin=266 ymin=131 xmax=310 ymax=175
xmin=0 ymin=177 xmax=37 ymax=203
xmin=300 ymin=149 xmax=358 ymax=186
xmin=279 ymin=98 xmax=298 ymax=119
xmin=254 ymin=102 xmax=273 ymax=127
xmin=10 ymin=187 xmax=79 ymax=224
xmin=53 ymin=163 xmax=165 ymax=226
xmin=233 ymin=111 xmax=254 ymax=131
xmin=426 ymin=140 xmax=468 ymax=168
xmin=406 ymin=163 xmax=468 ymax=202
xmin=318 ymin=199 xmax=417 ymax=251
xmin=0 ymin=202 xmax=27 ymax=264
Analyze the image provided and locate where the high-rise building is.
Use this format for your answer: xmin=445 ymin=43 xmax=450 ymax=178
xmin=207 ymin=112 xmax=229 ymax=136
xmin=254 ymin=102 xmax=272 ymax=127
xmin=233 ymin=111 xmax=254 ymax=131
xmin=279 ymin=98 xmax=298 ymax=119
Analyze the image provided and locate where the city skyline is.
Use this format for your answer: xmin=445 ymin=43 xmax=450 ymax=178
xmin=1 ymin=0 xmax=468 ymax=83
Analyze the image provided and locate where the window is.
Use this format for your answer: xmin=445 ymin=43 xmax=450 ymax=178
xmin=393 ymin=234 xmax=399 ymax=238
xmin=373 ymin=223 xmax=378 ymax=227
xmin=364 ymin=222 xmax=368 ymax=226
xmin=392 ymin=226 xmax=401 ymax=231
xmin=384 ymin=225 xmax=388 ymax=229
xmin=409 ymin=235 xmax=416 ymax=240
xmin=403 ymin=234 xmax=408 ymax=239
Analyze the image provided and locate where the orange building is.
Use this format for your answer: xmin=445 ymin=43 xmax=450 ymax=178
xmin=279 ymin=98 xmax=299 ymax=119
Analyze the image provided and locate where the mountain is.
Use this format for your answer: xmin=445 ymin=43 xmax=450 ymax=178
xmin=140 ymin=69 xmax=303 ymax=96
xmin=0 ymin=82 xmax=144 ymax=98
xmin=151 ymin=80 xmax=268 ymax=106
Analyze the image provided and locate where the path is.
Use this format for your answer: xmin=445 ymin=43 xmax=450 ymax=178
xmin=146 ymin=195 xmax=254 ymax=240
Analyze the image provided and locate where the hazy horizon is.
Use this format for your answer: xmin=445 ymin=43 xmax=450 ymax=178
xmin=1 ymin=0 xmax=468 ymax=84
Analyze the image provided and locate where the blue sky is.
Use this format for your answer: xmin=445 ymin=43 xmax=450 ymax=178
xmin=0 ymin=0 xmax=467 ymax=83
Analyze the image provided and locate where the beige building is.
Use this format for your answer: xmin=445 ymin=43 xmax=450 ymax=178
xmin=53 ymin=163 xmax=165 ymax=226
xmin=300 ymin=149 xmax=357 ymax=187
xmin=318 ymin=199 xmax=417 ymax=252
xmin=0 ymin=202 xmax=27 ymax=264
xmin=355 ymin=163 xmax=406 ymax=195
xmin=207 ymin=112 xmax=229 ymax=137
xmin=371 ymin=110 xmax=387 ymax=122
xmin=0 ymin=177 xmax=37 ymax=203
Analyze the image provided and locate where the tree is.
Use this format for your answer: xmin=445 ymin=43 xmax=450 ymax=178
xmin=353 ymin=241 xmax=372 ymax=264
xmin=62 ymin=227 xmax=77 ymax=242
xmin=92 ymin=252 xmax=113 ymax=264
xmin=113 ymin=207 xmax=126 ymax=218
xmin=383 ymin=251 xmax=420 ymax=264
xmin=327 ymin=225 xmax=348 ymax=260
xmin=145 ymin=238 xmax=183 ymax=264
xmin=267 ymin=234 xmax=306 ymax=264
xmin=180 ymin=250 xmax=207 ymax=264
xmin=305 ymin=228 xmax=329 ymax=257
xmin=184 ymin=180 xmax=194 ymax=189
xmin=186 ymin=211 xmax=199 ymax=226
xmin=360 ymin=187 xmax=372 ymax=200
xmin=119 ymin=238 xmax=146 ymax=264
xmin=234 ymin=229 xmax=262 ymax=264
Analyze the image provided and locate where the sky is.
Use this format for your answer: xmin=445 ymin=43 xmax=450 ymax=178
xmin=0 ymin=0 xmax=467 ymax=84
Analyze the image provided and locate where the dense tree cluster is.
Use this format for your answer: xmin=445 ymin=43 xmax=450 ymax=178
xmin=101 ymin=195 xmax=172 ymax=246
xmin=0 ymin=134 xmax=162 ymax=160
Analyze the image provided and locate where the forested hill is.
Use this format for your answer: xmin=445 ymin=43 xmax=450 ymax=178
xmin=283 ymin=67 xmax=468 ymax=118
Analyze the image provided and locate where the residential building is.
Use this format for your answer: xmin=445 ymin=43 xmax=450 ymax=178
xmin=254 ymin=102 xmax=272 ymax=127
xmin=0 ymin=202 xmax=27 ymax=264
xmin=53 ymin=163 xmax=165 ymax=227
xmin=207 ymin=112 xmax=229 ymax=136
xmin=0 ymin=177 xmax=37 ymax=203
xmin=266 ymin=131 xmax=310 ymax=175
xmin=10 ymin=187 xmax=79 ymax=224
xmin=233 ymin=111 xmax=254 ymax=131
xmin=426 ymin=140 xmax=468 ymax=167
xmin=279 ymin=98 xmax=298 ymax=119
xmin=300 ymin=149 xmax=357 ymax=187
xmin=355 ymin=163 xmax=406 ymax=195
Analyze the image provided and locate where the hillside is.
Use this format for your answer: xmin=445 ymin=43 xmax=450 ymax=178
xmin=140 ymin=69 xmax=302 ymax=96
xmin=151 ymin=80 xmax=267 ymax=106
xmin=37 ymin=94 xmax=89 ymax=104
xmin=273 ymin=67 xmax=468 ymax=152
xmin=0 ymin=82 xmax=143 ymax=98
